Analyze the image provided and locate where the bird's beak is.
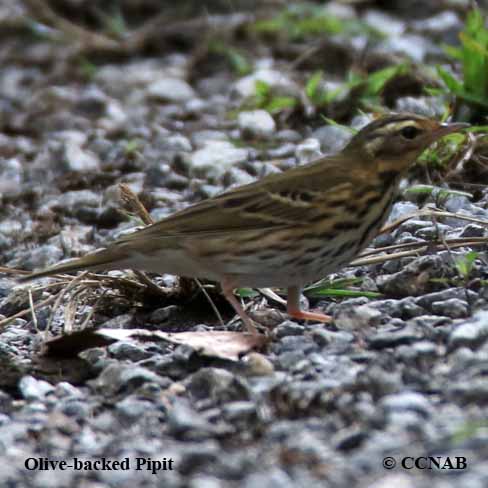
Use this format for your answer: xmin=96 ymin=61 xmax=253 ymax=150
xmin=433 ymin=122 xmax=470 ymax=138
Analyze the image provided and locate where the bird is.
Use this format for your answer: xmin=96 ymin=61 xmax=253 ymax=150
xmin=19 ymin=114 xmax=468 ymax=334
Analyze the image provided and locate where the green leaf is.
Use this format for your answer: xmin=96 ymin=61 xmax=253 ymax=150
xmin=467 ymin=125 xmax=488 ymax=132
xmin=255 ymin=80 xmax=270 ymax=98
xmin=304 ymin=276 xmax=381 ymax=299
xmin=437 ymin=66 xmax=463 ymax=94
xmin=235 ymin=288 xmax=259 ymax=298
xmin=442 ymin=44 xmax=463 ymax=60
xmin=306 ymin=288 xmax=382 ymax=299
xmin=455 ymin=251 xmax=478 ymax=279
xmin=404 ymin=184 xmax=473 ymax=199
xmin=265 ymin=96 xmax=297 ymax=113
xmin=305 ymin=71 xmax=323 ymax=99
xmin=365 ymin=64 xmax=405 ymax=96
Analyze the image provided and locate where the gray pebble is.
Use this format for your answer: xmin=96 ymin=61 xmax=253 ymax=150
xmin=147 ymin=77 xmax=196 ymax=103
xmin=189 ymin=141 xmax=248 ymax=180
xmin=449 ymin=311 xmax=488 ymax=350
xmin=238 ymin=110 xmax=276 ymax=138
xmin=19 ymin=376 xmax=54 ymax=401
xmin=382 ymin=391 xmax=433 ymax=418
xmin=311 ymin=125 xmax=351 ymax=155
xmin=431 ymin=298 xmax=469 ymax=319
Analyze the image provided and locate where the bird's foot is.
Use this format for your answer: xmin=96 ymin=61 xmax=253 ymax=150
xmin=287 ymin=309 xmax=332 ymax=323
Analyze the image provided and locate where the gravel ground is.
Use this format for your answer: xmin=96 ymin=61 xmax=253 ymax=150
xmin=1 ymin=1 xmax=488 ymax=487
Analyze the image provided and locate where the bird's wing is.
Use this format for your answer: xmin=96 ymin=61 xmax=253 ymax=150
xmin=118 ymin=155 xmax=354 ymax=243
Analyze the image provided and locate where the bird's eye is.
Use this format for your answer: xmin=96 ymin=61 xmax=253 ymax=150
xmin=400 ymin=126 xmax=421 ymax=140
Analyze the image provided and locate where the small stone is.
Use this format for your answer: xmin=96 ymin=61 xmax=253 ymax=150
xmin=154 ymin=133 xmax=192 ymax=153
xmin=91 ymin=363 xmax=166 ymax=395
xmin=191 ymin=130 xmax=228 ymax=148
xmin=379 ymin=34 xmax=433 ymax=63
xmin=431 ymin=298 xmax=469 ymax=319
xmin=449 ymin=311 xmax=488 ymax=350
xmin=147 ymin=78 xmax=196 ymax=102
xmin=150 ymin=305 xmax=180 ymax=323
xmin=167 ymin=399 xmax=222 ymax=440
xmin=278 ymin=351 xmax=306 ymax=369
xmin=55 ymin=382 xmax=83 ymax=399
xmin=75 ymin=86 xmax=107 ymax=117
xmin=266 ymin=143 xmax=296 ymax=159
xmin=396 ymin=219 xmax=431 ymax=236
xmin=295 ymin=138 xmax=321 ymax=164
xmin=0 ymin=157 xmax=23 ymax=198
xmin=238 ymin=110 xmax=276 ymax=138
xmin=19 ymin=376 xmax=54 ymax=400
xmin=116 ymin=397 xmax=152 ymax=422
xmin=243 ymin=469 xmax=295 ymax=488
xmin=364 ymin=10 xmax=405 ymax=37
xmin=185 ymin=368 xmax=245 ymax=402
xmin=443 ymin=194 xmax=471 ymax=213
xmin=377 ymin=255 xmax=447 ymax=297
xmin=334 ymin=304 xmax=383 ymax=331
xmin=382 ymin=391 xmax=433 ymax=418
xmin=7 ymin=243 xmax=64 ymax=270
xmin=233 ymin=68 xmax=293 ymax=98
xmin=108 ymin=341 xmax=151 ymax=361
xmin=54 ymin=190 xmax=100 ymax=214
xmin=273 ymin=321 xmax=305 ymax=338
xmin=243 ymin=353 xmax=274 ymax=376
xmin=222 ymin=401 xmax=256 ymax=421
xmin=222 ymin=167 xmax=255 ymax=187
xmin=311 ymin=327 xmax=355 ymax=346
xmin=416 ymin=224 xmax=451 ymax=240
xmin=460 ymin=224 xmax=486 ymax=238
xmin=275 ymin=129 xmax=302 ymax=143
xmin=60 ymin=133 xmax=100 ymax=172
xmin=412 ymin=11 xmax=462 ymax=38
xmin=367 ymin=324 xmax=424 ymax=349
xmin=395 ymin=96 xmax=444 ymax=118
xmin=412 ymin=341 xmax=437 ymax=358
xmin=369 ymin=473 xmax=418 ymax=488
xmin=415 ymin=288 xmax=477 ymax=309
xmin=311 ymin=125 xmax=351 ymax=155
xmin=99 ymin=99 xmax=128 ymax=134
xmin=189 ymin=141 xmax=248 ymax=180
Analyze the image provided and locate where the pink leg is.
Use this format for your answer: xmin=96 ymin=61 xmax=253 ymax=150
xmin=221 ymin=278 xmax=259 ymax=335
xmin=287 ymin=286 xmax=332 ymax=323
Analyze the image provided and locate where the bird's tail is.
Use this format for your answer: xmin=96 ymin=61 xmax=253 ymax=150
xmin=18 ymin=247 xmax=128 ymax=282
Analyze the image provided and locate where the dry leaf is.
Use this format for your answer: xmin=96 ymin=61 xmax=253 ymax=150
xmin=44 ymin=328 xmax=266 ymax=361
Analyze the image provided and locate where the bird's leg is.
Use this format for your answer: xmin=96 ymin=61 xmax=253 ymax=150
xmin=287 ymin=286 xmax=332 ymax=323
xmin=221 ymin=278 xmax=259 ymax=335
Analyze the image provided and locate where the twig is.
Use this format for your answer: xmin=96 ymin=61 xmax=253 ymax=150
xmin=44 ymin=272 xmax=88 ymax=339
xmin=351 ymin=238 xmax=488 ymax=267
xmin=357 ymin=236 xmax=488 ymax=260
xmin=79 ymin=290 xmax=109 ymax=330
xmin=0 ymin=293 xmax=57 ymax=330
xmin=23 ymin=0 xmax=253 ymax=55
xmin=195 ymin=278 xmax=224 ymax=327
xmin=23 ymin=0 xmax=120 ymax=51
xmin=28 ymin=289 xmax=38 ymax=332
xmin=379 ymin=208 xmax=488 ymax=236
xmin=0 ymin=266 xmax=31 ymax=276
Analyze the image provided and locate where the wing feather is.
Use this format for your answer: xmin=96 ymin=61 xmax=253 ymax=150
xmin=118 ymin=155 xmax=354 ymax=244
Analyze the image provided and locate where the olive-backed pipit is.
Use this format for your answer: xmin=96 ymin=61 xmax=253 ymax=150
xmin=20 ymin=114 xmax=468 ymax=333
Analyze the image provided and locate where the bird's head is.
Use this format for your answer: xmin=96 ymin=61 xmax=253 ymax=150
xmin=344 ymin=113 xmax=468 ymax=181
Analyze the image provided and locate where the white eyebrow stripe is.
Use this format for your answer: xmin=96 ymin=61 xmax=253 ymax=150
xmin=374 ymin=120 xmax=422 ymax=135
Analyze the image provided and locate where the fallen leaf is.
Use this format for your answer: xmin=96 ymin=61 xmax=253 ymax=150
xmin=44 ymin=328 xmax=267 ymax=361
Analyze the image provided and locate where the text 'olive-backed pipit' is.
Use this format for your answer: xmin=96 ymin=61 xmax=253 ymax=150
xmin=21 ymin=114 xmax=468 ymax=334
